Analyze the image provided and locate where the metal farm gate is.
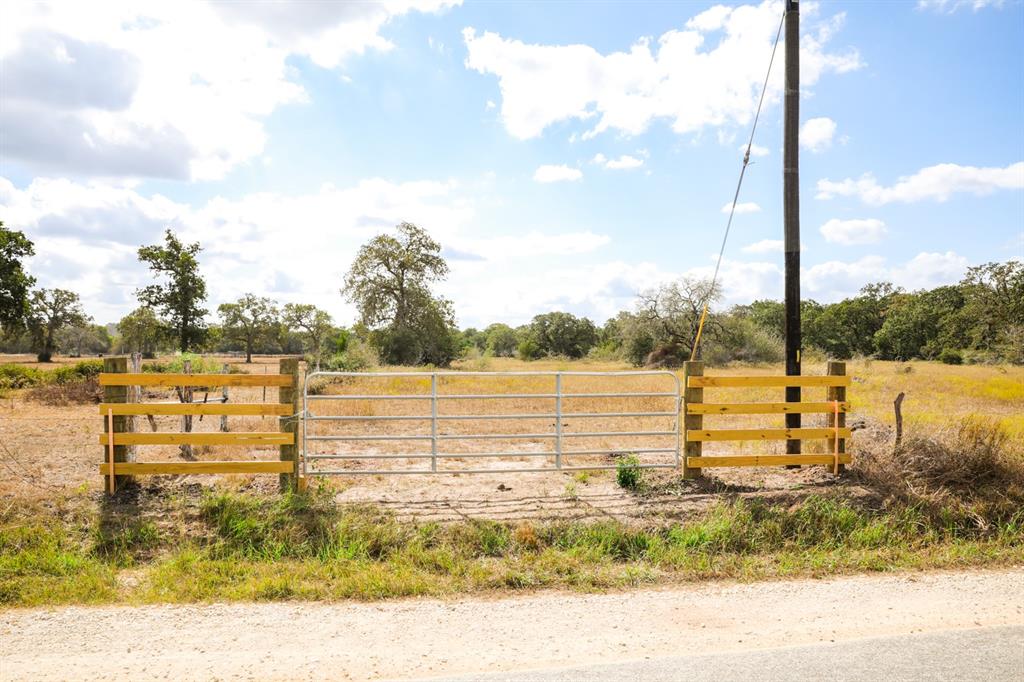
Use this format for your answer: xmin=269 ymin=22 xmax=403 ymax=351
xmin=301 ymin=371 xmax=681 ymax=476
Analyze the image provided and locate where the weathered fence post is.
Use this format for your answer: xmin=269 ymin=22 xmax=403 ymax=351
xmin=279 ymin=357 xmax=301 ymax=492
xmin=178 ymin=359 xmax=194 ymax=460
xmin=826 ymin=360 xmax=847 ymax=474
xmin=102 ymin=356 xmax=133 ymax=492
xmin=682 ymin=360 xmax=704 ymax=480
xmin=127 ymin=352 xmax=142 ymax=461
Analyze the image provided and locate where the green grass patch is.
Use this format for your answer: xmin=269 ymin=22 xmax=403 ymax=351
xmin=1 ymin=491 xmax=1021 ymax=607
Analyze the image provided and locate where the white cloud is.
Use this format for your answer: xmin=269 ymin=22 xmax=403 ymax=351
xmin=3 ymin=174 xmax=622 ymax=326
xmin=592 ymin=153 xmax=644 ymax=170
xmin=0 ymin=1 xmax=458 ymax=180
xmin=804 ymin=251 xmax=970 ymax=300
xmin=742 ymin=239 xmax=784 ymax=253
xmin=891 ymin=251 xmax=970 ymax=290
xmin=819 ymin=218 xmax=887 ymax=245
xmin=741 ymin=143 xmax=770 ymax=157
xmin=463 ymin=1 xmax=861 ymax=140
xmin=485 ymin=99 xmax=496 ymax=110
xmin=816 ymin=162 xmax=1024 ymax=204
xmin=722 ymin=202 xmax=762 ymax=214
xmin=917 ymin=0 xmax=1005 ymax=12
xmin=533 ymin=165 xmax=583 ymax=183
xmin=800 ymin=117 xmax=837 ymax=153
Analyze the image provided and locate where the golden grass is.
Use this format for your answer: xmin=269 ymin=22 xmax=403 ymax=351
xmin=1 ymin=353 xmax=1021 ymax=499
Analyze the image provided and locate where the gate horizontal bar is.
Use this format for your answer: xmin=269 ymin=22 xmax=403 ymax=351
xmin=305 ymin=463 xmax=678 ymax=475
xmin=686 ymin=427 xmax=853 ymax=442
xmin=307 ymin=411 xmax=679 ymax=421
xmin=562 ymin=430 xmax=676 ymax=438
xmin=436 ymin=433 xmax=554 ymax=440
xmin=305 ymin=452 xmax=554 ymax=460
xmin=305 ymin=434 xmax=432 ymax=441
xmin=306 ymin=392 xmax=677 ymax=401
xmin=687 ymin=402 xmax=849 ymax=415
xmin=687 ymin=454 xmax=852 ymax=467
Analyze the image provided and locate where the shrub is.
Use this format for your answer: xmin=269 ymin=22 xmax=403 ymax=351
xmin=854 ymin=415 xmax=1024 ymax=528
xmin=938 ymin=348 xmax=963 ymax=365
xmin=322 ymin=340 xmax=378 ymax=373
xmin=27 ymin=376 xmax=102 ymax=405
xmin=143 ymin=353 xmax=235 ymax=374
xmin=517 ymin=339 xmax=541 ymax=361
xmin=616 ymin=454 xmax=642 ymax=489
xmin=0 ymin=364 xmax=44 ymax=389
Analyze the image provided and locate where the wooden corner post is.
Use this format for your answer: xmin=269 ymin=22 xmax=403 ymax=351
xmin=682 ymin=360 xmax=704 ymax=480
xmin=279 ymin=357 xmax=301 ymax=492
xmin=102 ymin=356 xmax=134 ymax=493
xmin=826 ymin=360 xmax=846 ymax=474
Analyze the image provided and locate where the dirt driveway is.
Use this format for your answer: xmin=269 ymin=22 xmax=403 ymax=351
xmin=2 ymin=569 xmax=1021 ymax=681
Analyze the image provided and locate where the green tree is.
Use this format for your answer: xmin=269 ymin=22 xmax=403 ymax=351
xmin=636 ymin=277 xmax=722 ymax=364
xmin=526 ymin=311 xmax=598 ymax=358
xmin=27 ymin=288 xmax=88 ymax=362
xmin=0 ymin=222 xmax=36 ymax=336
xmin=484 ymin=323 xmax=518 ymax=357
xmin=956 ymin=261 xmax=1024 ymax=354
xmin=283 ymin=303 xmax=334 ymax=369
xmin=805 ymin=283 xmax=900 ymax=359
xmin=873 ymin=286 xmax=964 ymax=360
xmin=137 ymin=229 xmax=208 ymax=352
xmin=342 ymin=222 xmax=458 ymax=366
xmin=218 ymin=294 xmax=279 ymax=363
xmin=58 ymin=323 xmax=111 ymax=356
xmin=118 ymin=306 xmax=168 ymax=357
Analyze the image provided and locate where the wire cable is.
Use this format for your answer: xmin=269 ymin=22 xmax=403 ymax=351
xmin=690 ymin=8 xmax=786 ymax=361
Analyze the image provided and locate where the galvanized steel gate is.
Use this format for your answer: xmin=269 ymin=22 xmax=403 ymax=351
xmin=302 ymin=371 xmax=681 ymax=475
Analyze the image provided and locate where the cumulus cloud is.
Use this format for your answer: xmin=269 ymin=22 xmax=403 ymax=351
xmin=533 ymin=165 xmax=583 ymax=183
xmin=800 ymin=117 xmax=837 ymax=153
xmin=722 ymin=202 xmax=762 ymax=214
xmin=462 ymin=1 xmax=861 ymax=140
xmin=819 ymin=218 xmax=888 ymax=245
xmin=742 ymin=143 xmax=770 ymax=157
xmin=742 ymin=239 xmax=784 ymax=253
xmin=592 ymin=154 xmax=644 ymax=170
xmin=2 ymin=174 xmax=618 ymax=325
xmin=816 ymin=162 xmax=1024 ymax=204
xmin=0 ymin=1 xmax=457 ymax=180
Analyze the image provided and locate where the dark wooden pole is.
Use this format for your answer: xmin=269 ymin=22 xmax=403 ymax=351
xmin=784 ymin=0 xmax=802 ymax=457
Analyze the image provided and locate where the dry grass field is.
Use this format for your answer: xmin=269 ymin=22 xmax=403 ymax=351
xmin=1 ymin=353 xmax=1020 ymax=520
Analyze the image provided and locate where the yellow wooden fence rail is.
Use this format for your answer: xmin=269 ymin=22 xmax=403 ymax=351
xmin=681 ymin=360 xmax=850 ymax=477
xmin=100 ymin=357 xmax=301 ymax=495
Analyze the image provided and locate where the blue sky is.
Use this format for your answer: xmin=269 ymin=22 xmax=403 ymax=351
xmin=1 ymin=0 xmax=1021 ymax=328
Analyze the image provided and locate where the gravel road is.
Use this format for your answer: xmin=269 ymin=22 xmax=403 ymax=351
xmin=2 ymin=569 xmax=1022 ymax=681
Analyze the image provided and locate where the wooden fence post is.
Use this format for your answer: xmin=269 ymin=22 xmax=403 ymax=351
xmin=682 ymin=360 xmax=704 ymax=480
xmin=279 ymin=357 xmax=301 ymax=492
xmin=128 ymin=353 xmax=141 ymax=461
xmin=102 ymin=356 xmax=133 ymax=492
xmin=826 ymin=360 xmax=846 ymax=474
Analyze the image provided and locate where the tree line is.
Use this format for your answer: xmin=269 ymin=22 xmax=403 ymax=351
xmin=2 ymin=220 xmax=1021 ymax=366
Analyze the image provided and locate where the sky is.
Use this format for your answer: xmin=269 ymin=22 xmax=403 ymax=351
xmin=1 ymin=0 xmax=1022 ymax=329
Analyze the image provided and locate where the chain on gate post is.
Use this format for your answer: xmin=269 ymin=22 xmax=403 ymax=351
xmin=430 ymin=373 xmax=438 ymax=472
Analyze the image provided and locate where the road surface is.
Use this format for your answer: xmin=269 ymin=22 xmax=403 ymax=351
xmin=1 ymin=569 xmax=1022 ymax=681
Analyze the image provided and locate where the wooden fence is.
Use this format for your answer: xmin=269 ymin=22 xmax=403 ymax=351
xmin=682 ymin=360 xmax=850 ymax=477
xmin=98 ymin=357 xmax=301 ymax=494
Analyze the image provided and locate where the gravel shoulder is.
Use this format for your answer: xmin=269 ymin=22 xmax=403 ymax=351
xmin=2 ymin=568 xmax=1022 ymax=681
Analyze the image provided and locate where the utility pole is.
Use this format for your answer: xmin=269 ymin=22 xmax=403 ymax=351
xmin=783 ymin=0 xmax=801 ymax=457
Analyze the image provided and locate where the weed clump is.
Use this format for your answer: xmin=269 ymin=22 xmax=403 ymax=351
xmin=616 ymin=454 xmax=642 ymax=489
xmin=855 ymin=415 xmax=1024 ymax=530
